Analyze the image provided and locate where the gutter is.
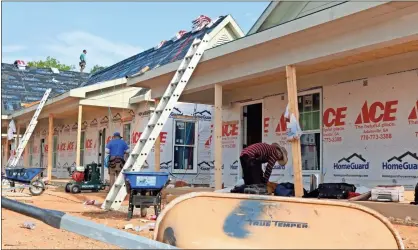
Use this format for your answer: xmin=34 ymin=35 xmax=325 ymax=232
xmin=10 ymin=92 xmax=72 ymax=119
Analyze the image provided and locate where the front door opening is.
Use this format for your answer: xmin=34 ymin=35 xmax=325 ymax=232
xmin=242 ymin=103 xmax=262 ymax=148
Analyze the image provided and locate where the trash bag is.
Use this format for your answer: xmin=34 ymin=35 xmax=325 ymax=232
xmin=286 ymin=113 xmax=302 ymax=141
xmin=274 ymin=182 xmax=308 ymax=197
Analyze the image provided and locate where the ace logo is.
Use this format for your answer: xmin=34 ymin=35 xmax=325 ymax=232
xmin=67 ymin=142 xmax=75 ymax=151
xmin=131 ymin=132 xmax=168 ymax=144
xmin=263 ymin=114 xmax=287 ymax=134
xmin=355 ymin=100 xmax=398 ymax=125
xmin=205 ymin=122 xmax=239 ymax=146
xmin=323 ymin=107 xmax=347 ymax=127
xmin=85 ymin=139 xmax=93 ymax=149
xmin=59 ymin=143 xmax=66 ymax=151
xmin=44 ymin=145 xmax=48 ymax=153
xmin=408 ymin=100 xmax=418 ymax=120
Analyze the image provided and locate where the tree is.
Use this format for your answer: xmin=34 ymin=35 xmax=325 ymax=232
xmin=90 ymin=65 xmax=107 ymax=74
xmin=27 ymin=56 xmax=75 ymax=71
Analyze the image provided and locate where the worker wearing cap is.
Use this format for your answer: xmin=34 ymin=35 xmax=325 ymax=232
xmin=240 ymin=142 xmax=288 ymax=185
xmin=105 ymin=132 xmax=129 ymax=187
xmin=79 ymin=50 xmax=87 ymax=73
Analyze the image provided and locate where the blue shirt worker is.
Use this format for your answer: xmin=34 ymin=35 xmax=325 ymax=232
xmin=105 ymin=132 xmax=129 ymax=187
xmin=79 ymin=49 xmax=87 ymax=73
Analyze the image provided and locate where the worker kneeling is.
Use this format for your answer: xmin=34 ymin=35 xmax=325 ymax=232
xmin=231 ymin=142 xmax=288 ymax=194
xmin=105 ymin=132 xmax=129 ymax=188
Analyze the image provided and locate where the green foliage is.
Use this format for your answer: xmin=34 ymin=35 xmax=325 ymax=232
xmin=90 ymin=65 xmax=107 ymax=74
xmin=27 ymin=56 xmax=75 ymax=71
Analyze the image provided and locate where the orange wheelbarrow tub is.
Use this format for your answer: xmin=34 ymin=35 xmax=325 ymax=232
xmin=154 ymin=192 xmax=404 ymax=249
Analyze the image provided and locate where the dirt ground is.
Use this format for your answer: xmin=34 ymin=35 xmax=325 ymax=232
xmin=1 ymin=186 xmax=418 ymax=249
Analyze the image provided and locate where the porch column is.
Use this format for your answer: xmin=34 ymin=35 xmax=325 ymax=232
xmin=47 ymin=114 xmax=54 ymax=181
xmin=76 ymin=105 xmax=83 ymax=166
xmin=214 ymin=84 xmax=223 ymax=190
xmin=154 ymin=99 xmax=161 ymax=172
xmin=285 ymin=65 xmax=304 ymax=197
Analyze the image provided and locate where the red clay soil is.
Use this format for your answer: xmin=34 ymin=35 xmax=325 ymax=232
xmin=1 ymin=187 xmax=417 ymax=249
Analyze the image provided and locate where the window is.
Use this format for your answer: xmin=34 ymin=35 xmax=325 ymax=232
xmin=300 ymin=133 xmax=320 ymax=171
xmin=173 ymin=120 xmax=197 ymax=173
xmin=80 ymin=131 xmax=85 ymax=166
xmin=298 ymin=92 xmax=321 ymax=171
xmin=298 ymin=93 xmax=320 ymax=131
xmin=123 ymin=123 xmax=131 ymax=146
xmin=53 ymin=135 xmax=58 ymax=168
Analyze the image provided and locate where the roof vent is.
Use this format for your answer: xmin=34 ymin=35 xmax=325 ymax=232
xmin=51 ymin=67 xmax=60 ymax=74
xmin=13 ymin=60 xmax=27 ymax=70
xmin=191 ymin=15 xmax=212 ymax=33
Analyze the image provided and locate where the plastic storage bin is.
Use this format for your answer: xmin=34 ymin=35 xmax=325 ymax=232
xmin=123 ymin=172 xmax=169 ymax=190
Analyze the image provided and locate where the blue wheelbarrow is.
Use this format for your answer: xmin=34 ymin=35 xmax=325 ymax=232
xmin=2 ymin=168 xmax=46 ymax=196
xmin=123 ymin=172 xmax=170 ymax=220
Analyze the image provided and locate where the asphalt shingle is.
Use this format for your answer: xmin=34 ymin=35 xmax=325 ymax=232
xmin=1 ymin=63 xmax=89 ymax=114
xmin=84 ymin=16 xmax=226 ymax=86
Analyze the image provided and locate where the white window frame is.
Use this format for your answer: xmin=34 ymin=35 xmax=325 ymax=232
xmin=171 ymin=119 xmax=198 ymax=174
xmin=122 ymin=122 xmax=132 ymax=147
xmin=297 ymin=88 xmax=323 ymax=174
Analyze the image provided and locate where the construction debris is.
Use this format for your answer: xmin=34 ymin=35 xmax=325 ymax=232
xmin=22 ymin=222 xmax=36 ymax=230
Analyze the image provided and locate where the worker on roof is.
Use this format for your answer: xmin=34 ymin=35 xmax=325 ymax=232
xmin=105 ymin=132 xmax=129 ymax=187
xmin=79 ymin=49 xmax=87 ymax=73
xmin=239 ymin=142 xmax=288 ymax=185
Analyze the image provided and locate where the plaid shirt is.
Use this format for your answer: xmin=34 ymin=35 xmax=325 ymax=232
xmin=241 ymin=143 xmax=282 ymax=183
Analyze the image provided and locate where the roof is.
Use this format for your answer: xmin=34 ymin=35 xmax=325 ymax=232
xmin=1 ymin=63 xmax=89 ymax=114
xmin=84 ymin=15 xmax=227 ymax=86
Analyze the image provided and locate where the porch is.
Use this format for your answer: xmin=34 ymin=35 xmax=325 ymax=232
xmin=127 ymin=1 xmax=418 ymax=193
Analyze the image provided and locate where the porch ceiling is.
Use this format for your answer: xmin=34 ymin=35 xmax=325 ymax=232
xmin=217 ymin=40 xmax=418 ymax=92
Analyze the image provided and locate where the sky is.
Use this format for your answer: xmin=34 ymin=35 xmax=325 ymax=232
xmin=2 ymin=2 xmax=268 ymax=72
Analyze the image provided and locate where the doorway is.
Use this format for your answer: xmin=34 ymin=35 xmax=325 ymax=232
xmin=242 ymin=103 xmax=263 ymax=149
xmin=98 ymin=128 xmax=106 ymax=181
xmin=40 ymin=139 xmax=45 ymax=177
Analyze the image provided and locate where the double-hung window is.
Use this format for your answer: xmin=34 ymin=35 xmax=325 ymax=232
xmin=172 ymin=120 xmax=197 ymax=173
xmin=298 ymin=91 xmax=322 ymax=171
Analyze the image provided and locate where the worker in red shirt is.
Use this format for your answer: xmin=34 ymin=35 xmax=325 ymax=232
xmin=240 ymin=142 xmax=288 ymax=185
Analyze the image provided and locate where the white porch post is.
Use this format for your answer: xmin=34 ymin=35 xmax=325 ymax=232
xmin=214 ymin=84 xmax=223 ymax=190
xmin=76 ymin=105 xmax=83 ymax=166
xmin=286 ymin=65 xmax=304 ymax=197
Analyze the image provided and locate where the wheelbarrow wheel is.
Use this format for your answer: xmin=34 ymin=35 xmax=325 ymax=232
xmin=140 ymin=206 xmax=148 ymax=217
xmin=29 ymin=180 xmax=45 ymax=196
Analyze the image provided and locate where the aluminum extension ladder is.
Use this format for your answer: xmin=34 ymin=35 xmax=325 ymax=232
xmin=102 ymin=34 xmax=210 ymax=211
xmin=6 ymin=89 xmax=52 ymax=168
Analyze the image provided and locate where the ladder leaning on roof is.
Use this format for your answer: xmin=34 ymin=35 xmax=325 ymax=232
xmin=6 ymin=89 xmax=52 ymax=168
xmin=102 ymin=34 xmax=211 ymax=211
